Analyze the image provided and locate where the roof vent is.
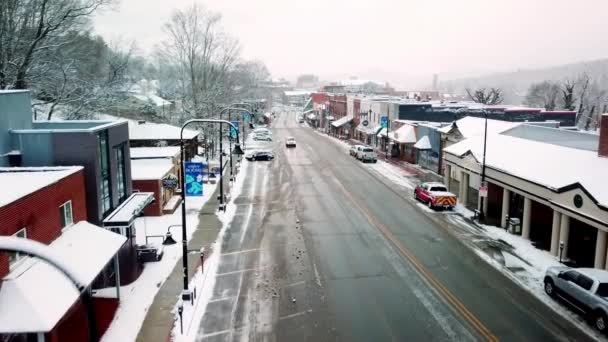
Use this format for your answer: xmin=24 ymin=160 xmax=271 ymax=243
xmin=138 ymin=120 xmax=146 ymax=125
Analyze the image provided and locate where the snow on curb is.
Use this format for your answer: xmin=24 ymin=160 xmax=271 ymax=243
xmin=448 ymin=205 xmax=606 ymax=341
xmin=100 ymin=183 xmax=217 ymax=342
xmin=170 ymin=160 xmax=250 ymax=342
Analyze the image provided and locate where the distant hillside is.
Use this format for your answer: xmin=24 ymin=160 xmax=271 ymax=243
xmin=440 ymin=58 xmax=608 ymax=105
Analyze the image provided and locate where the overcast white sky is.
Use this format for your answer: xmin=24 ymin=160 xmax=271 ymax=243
xmin=94 ymin=0 xmax=608 ymax=86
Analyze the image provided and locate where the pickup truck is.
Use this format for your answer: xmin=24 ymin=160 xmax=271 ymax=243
xmin=545 ymin=266 xmax=608 ymax=333
xmin=414 ymin=182 xmax=457 ymax=210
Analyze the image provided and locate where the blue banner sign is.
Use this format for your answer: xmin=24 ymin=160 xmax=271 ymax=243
xmin=381 ymin=116 xmax=388 ymax=128
xmin=230 ymin=121 xmax=239 ymax=139
xmin=185 ymin=162 xmax=203 ymax=196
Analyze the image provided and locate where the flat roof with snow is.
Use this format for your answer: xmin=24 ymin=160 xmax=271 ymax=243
xmin=130 ymin=146 xmax=181 ymax=159
xmin=128 ymin=121 xmax=199 ymax=141
xmin=103 ymin=192 xmax=154 ymax=227
xmin=0 ymin=167 xmax=83 ymax=207
xmin=0 ymin=221 xmax=126 ymax=333
xmin=444 ymin=134 xmax=608 ymax=207
xmin=131 ymin=159 xmax=174 ymax=180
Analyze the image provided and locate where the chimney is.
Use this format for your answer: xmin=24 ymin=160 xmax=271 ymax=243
xmin=600 ymin=114 xmax=608 ymax=158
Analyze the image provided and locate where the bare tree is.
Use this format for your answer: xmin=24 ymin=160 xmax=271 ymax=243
xmin=465 ymin=87 xmax=503 ymax=105
xmin=561 ymin=79 xmax=577 ymax=110
xmin=157 ymin=3 xmax=240 ymax=120
xmin=0 ymin=0 xmax=114 ymax=90
xmin=524 ymin=81 xmax=560 ymax=110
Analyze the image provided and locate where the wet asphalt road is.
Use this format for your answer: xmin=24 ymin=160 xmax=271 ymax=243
xmin=196 ymin=112 xmax=597 ymax=342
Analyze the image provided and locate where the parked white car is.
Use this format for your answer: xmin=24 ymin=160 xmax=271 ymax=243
xmin=349 ymin=145 xmax=363 ymax=157
xmin=356 ymin=146 xmax=377 ymax=163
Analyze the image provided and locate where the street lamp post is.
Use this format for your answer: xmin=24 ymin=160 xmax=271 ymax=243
xmin=478 ymin=110 xmax=489 ymax=223
xmin=180 ymin=119 xmax=243 ymax=300
xmin=216 ymin=106 xmax=256 ymax=187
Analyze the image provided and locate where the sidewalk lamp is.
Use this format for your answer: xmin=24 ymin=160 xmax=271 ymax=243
xmin=559 ymin=241 xmax=565 ymax=263
xmin=179 ymin=119 xmax=242 ymax=301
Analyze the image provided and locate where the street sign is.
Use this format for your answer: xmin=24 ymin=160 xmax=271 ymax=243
xmin=479 ymin=182 xmax=488 ymax=198
xmin=161 ymin=174 xmax=179 ymax=189
xmin=381 ymin=116 xmax=388 ymax=128
xmin=362 ymin=120 xmax=369 ymax=127
xmin=185 ymin=162 xmax=203 ymax=196
xmin=230 ymin=121 xmax=239 ymax=139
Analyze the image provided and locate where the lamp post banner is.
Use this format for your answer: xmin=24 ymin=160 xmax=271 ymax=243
xmin=185 ymin=162 xmax=204 ymax=196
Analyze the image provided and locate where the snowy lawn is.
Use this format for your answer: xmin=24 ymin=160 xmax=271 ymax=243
xmin=170 ymin=160 xmax=250 ymax=342
xmin=99 ymin=182 xmax=217 ymax=342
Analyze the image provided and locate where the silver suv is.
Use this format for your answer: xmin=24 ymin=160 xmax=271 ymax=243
xmin=544 ymin=266 xmax=608 ymax=332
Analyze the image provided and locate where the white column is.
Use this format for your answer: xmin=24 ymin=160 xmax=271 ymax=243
xmin=460 ymin=171 xmax=469 ymax=205
xmin=501 ymin=188 xmax=511 ymax=228
xmin=444 ymin=164 xmax=451 ymax=190
xmin=595 ymin=230 xmax=607 ymax=269
xmin=560 ymin=215 xmax=571 ymax=259
xmin=522 ymin=197 xmax=532 ymax=239
xmin=550 ymin=210 xmax=561 ymax=256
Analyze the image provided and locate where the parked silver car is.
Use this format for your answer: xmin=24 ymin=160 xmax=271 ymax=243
xmin=544 ymin=266 xmax=608 ymax=332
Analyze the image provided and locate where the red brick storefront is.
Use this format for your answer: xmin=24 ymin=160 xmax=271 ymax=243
xmin=0 ymin=168 xmax=87 ymax=278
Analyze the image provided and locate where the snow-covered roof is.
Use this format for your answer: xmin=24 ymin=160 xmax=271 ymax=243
xmin=133 ymin=94 xmax=171 ymax=107
xmin=131 ymin=159 xmax=174 ymax=180
xmin=103 ymin=192 xmax=154 ymax=227
xmin=444 ymin=134 xmax=608 ymax=207
xmin=389 ymin=124 xmax=417 ymax=144
xmin=0 ymin=221 xmax=126 ymax=333
xmin=414 ymin=135 xmax=432 ymax=150
xmin=438 ymin=116 xmax=519 ymax=138
xmin=0 ymin=167 xmax=83 ymax=207
xmin=128 ymin=121 xmax=199 ymax=140
xmin=130 ymin=146 xmax=181 ymax=159
xmin=284 ymin=90 xmax=312 ymax=97
xmin=331 ymin=116 xmax=353 ymax=128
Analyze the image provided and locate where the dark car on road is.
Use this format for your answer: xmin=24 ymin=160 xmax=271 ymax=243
xmin=245 ymin=150 xmax=274 ymax=161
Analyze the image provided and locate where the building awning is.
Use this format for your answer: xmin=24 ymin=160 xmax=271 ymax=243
xmin=0 ymin=222 xmax=126 ymax=333
xmin=103 ymin=192 xmax=154 ymax=227
xmin=331 ymin=116 xmax=353 ymax=128
xmin=356 ymin=124 xmax=380 ymax=135
xmin=414 ymin=135 xmax=432 ymax=150
xmin=326 ymin=115 xmax=335 ymax=121
xmin=376 ymin=127 xmax=387 ymax=138
xmin=389 ymin=124 xmax=417 ymax=144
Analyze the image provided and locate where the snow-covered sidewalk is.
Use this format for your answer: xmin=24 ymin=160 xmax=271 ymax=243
xmin=99 ymin=183 xmax=217 ymax=342
xmin=170 ymin=161 xmax=250 ymax=342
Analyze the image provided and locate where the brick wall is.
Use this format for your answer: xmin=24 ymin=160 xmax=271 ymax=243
xmin=133 ymin=179 xmax=162 ymax=216
xmin=0 ymin=170 xmax=87 ymax=278
xmin=600 ymin=114 xmax=608 ymax=158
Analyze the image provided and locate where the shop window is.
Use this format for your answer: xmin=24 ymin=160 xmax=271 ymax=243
xmin=60 ymin=201 xmax=73 ymax=229
xmin=8 ymin=228 xmax=27 ymax=269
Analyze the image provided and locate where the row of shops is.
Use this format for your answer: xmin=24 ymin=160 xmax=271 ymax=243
xmin=304 ymin=88 xmax=608 ymax=270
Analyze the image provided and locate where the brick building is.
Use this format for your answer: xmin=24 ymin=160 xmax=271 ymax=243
xmin=0 ymin=167 xmax=125 ymax=342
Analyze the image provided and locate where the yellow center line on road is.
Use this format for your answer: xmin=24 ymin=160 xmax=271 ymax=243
xmin=331 ymin=175 xmax=499 ymax=342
